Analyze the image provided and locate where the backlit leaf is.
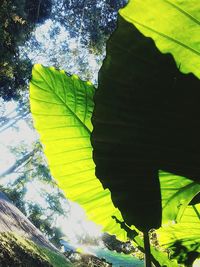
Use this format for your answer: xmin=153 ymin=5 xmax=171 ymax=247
xmin=29 ymin=64 xmax=127 ymax=241
xmin=120 ymin=0 xmax=200 ymax=78
xmin=160 ymin=171 xmax=200 ymax=224
xmin=157 ymin=204 xmax=200 ymax=263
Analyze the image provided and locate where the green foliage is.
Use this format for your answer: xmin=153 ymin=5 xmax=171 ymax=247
xmin=0 ymin=0 xmax=31 ymax=100
xmin=120 ymin=0 xmax=200 ymax=78
xmin=0 ymin=0 xmax=52 ymax=101
xmin=52 ymin=0 xmax=127 ymax=48
xmin=24 ymin=0 xmax=52 ymax=24
xmin=0 ymin=184 xmax=27 ymax=215
xmin=27 ymin=202 xmax=64 ymax=247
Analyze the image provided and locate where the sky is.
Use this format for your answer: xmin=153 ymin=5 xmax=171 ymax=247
xmin=0 ymin=101 xmax=37 ymax=174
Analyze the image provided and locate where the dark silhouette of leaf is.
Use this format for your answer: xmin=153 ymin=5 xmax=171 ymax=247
xmin=91 ymin=15 xmax=200 ymax=231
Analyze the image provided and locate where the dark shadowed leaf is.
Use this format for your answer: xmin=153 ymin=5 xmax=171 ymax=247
xmin=91 ymin=13 xmax=200 ymax=231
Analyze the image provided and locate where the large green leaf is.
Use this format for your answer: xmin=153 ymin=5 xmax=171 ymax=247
xmin=29 ymin=64 xmax=126 ymax=240
xmin=120 ymin=0 xmax=200 ymax=78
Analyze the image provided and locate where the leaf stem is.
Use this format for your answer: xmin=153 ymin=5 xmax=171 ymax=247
xmin=144 ymin=231 xmax=152 ymax=267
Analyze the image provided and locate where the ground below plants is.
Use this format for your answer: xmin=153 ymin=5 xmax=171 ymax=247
xmin=0 ymin=191 xmax=72 ymax=266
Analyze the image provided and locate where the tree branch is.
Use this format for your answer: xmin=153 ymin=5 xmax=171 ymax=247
xmin=0 ymin=149 xmax=37 ymax=179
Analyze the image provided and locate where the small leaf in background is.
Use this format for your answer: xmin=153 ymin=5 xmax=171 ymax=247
xmin=160 ymin=171 xmax=200 ymax=224
xmin=157 ymin=204 xmax=200 ymax=266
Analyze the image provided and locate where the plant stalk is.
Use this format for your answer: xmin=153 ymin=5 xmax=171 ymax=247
xmin=143 ymin=231 xmax=152 ymax=267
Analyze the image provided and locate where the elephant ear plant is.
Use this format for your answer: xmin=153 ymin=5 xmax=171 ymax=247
xmin=30 ymin=1 xmax=200 ymax=266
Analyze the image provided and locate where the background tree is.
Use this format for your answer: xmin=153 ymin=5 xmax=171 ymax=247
xmin=0 ymin=0 xmax=52 ymax=100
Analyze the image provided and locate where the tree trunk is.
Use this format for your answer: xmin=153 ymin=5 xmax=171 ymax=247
xmin=0 ymin=150 xmax=35 ymax=178
xmin=0 ymin=112 xmax=29 ymax=133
